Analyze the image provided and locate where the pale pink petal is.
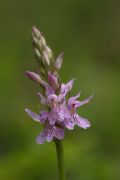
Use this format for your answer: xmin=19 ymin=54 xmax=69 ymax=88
xmin=40 ymin=111 xmax=49 ymax=119
xmin=45 ymin=124 xmax=54 ymax=142
xmin=46 ymin=133 xmax=53 ymax=142
xmin=60 ymin=84 xmax=65 ymax=94
xmin=68 ymin=91 xmax=81 ymax=106
xmin=47 ymin=94 xmax=58 ymax=104
xmin=60 ymin=79 xmax=75 ymax=95
xmin=74 ymin=114 xmax=91 ymax=129
xmin=38 ymin=92 xmax=48 ymax=104
xmin=36 ymin=131 xmax=46 ymax=144
xmin=75 ymin=94 xmax=94 ymax=108
xmin=65 ymin=79 xmax=75 ymax=92
xmin=39 ymin=111 xmax=49 ymax=124
xmin=25 ymin=108 xmax=40 ymax=122
xmin=46 ymin=132 xmax=54 ymax=142
xmin=54 ymin=52 xmax=63 ymax=70
xmin=64 ymin=119 xmax=75 ymax=130
xmin=58 ymin=93 xmax=66 ymax=104
xmin=48 ymin=109 xmax=58 ymax=125
xmin=57 ymin=106 xmax=70 ymax=122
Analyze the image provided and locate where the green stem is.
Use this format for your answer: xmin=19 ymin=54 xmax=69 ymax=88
xmin=54 ymin=139 xmax=66 ymax=180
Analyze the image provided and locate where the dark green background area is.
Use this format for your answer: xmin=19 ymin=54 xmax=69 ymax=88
xmin=0 ymin=0 xmax=120 ymax=179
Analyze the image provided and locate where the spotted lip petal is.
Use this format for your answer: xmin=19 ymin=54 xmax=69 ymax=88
xmin=36 ymin=126 xmax=54 ymax=144
xmin=36 ymin=131 xmax=46 ymax=144
xmin=36 ymin=124 xmax=64 ymax=144
xmin=54 ymin=127 xmax=64 ymax=140
xmin=46 ymin=132 xmax=54 ymax=142
xmin=48 ymin=109 xmax=59 ymax=125
xmin=74 ymin=114 xmax=91 ymax=129
xmin=64 ymin=118 xmax=74 ymax=130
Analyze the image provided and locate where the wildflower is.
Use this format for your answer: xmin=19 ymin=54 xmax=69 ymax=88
xmin=25 ymin=108 xmax=64 ymax=144
xmin=67 ymin=92 xmax=92 ymax=129
xmin=25 ymin=26 xmax=93 ymax=144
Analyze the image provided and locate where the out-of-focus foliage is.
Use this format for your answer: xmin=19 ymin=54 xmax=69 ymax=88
xmin=0 ymin=0 xmax=120 ymax=179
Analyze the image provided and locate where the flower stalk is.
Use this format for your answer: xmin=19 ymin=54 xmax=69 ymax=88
xmin=54 ymin=139 xmax=66 ymax=180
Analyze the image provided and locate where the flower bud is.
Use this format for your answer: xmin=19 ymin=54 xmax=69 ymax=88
xmin=34 ymin=48 xmax=41 ymax=59
xmin=32 ymin=26 xmax=41 ymax=39
xmin=26 ymin=71 xmax=43 ymax=84
xmin=42 ymin=51 xmax=50 ymax=66
xmin=54 ymin=52 xmax=63 ymax=70
xmin=41 ymin=36 xmax=46 ymax=47
xmin=45 ymin=46 xmax=53 ymax=60
xmin=48 ymin=72 xmax=59 ymax=90
xmin=32 ymin=36 xmax=38 ymax=47
xmin=37 ymin=40 xmax=42 ymax=51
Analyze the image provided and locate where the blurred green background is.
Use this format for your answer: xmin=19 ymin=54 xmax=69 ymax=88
xmin=0 ymin=0 xmax=120 ymax=179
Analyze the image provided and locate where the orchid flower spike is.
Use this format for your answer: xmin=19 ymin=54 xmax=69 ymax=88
xmin=25 ymin=26 xmax=93 ymax=144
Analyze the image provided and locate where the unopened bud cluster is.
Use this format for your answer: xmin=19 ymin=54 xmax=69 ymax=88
xmin=32 ymin=26 xmax=53 ymax=69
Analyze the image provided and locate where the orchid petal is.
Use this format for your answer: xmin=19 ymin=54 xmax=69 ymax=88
xmin=68 ymin=91 xmax=81 ymax=106
xmin=36 ymin=131 xmax=46 ymax=144
xmin=47 ymin=94 xmax=58 ymax=104
xmin=48 ymin=110 xmax=57 ymax=125
xmin=54 ymin=52 xmax=63 ymax=70
xmin=25 ymin=108 xmax=40 ymax=122
xmin=60 ymin=79 xmax=75 ymax=95
xmin=64 ymin=119 xmax=75 ymax=130
xmin=74 ymin=114 xmax=91 ymax=129
xmin=38 ymin=92 xmax=48 ymax=105
xmin=39 ymin=111 xmax=49 ymax=124
xmin=75 ymin=94 xmax=94 ymax=108
xmin=54 ymin=127 xmax=64 ymax=140
xmin=40 ymin=111 xmax=49 ymax=119
xmin=46 ymin=131 xmax=54 ymax=142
